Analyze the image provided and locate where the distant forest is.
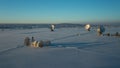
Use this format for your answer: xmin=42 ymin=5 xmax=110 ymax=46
xmin=0 ymin=23 xmax=120 ymax=29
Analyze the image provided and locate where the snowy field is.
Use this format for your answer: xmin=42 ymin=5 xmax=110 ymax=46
xmin=0 ymin=26 xmax=120 ymax=68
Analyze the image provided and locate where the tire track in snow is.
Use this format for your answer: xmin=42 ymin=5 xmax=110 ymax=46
xmin=0 ymin=45 xmax=24 ymax=55
xmin=76 ymin=48 xmax=120 ymax=59
xmin=51 ymin=32 xmax=90 ymax=42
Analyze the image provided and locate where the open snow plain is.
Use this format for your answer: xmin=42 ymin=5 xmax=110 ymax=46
xmin=0 ymin=26 xmax=120 ymax=68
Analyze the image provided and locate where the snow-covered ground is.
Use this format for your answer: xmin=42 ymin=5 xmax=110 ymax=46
xmin=0 ymin=26 xmax=120 ymax=68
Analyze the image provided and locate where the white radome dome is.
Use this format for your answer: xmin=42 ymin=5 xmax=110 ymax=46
xmin=97 ymin=25 xmax=105 ymax=35
xmin=85 ymin=24 xmax=91 ymax=31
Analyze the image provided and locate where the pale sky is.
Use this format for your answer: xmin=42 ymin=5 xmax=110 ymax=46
xmin=0 ymin=0 xmax=120 ymax=24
